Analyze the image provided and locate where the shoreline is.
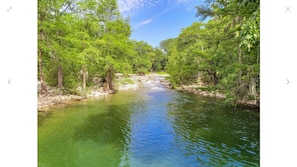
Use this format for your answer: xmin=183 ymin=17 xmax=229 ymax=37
xmin=38 ymin=73 xmax=170 ymax=111
xmin=38 ymin=73 xmax=259 ymax=111
xmin=173 ymin=84 xmax=259 ymax=108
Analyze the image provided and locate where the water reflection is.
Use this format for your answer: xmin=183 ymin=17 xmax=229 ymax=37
xmin=119 ymin=89 xmax=259 ymax=166
xmin=168 ymin=93 xmax=260 ymax=166
xmin=39 ymin=88 xmax=259 ymax=167
xmin=75 ymin=106 xmax=125 ymax=141
xmin=121 ymin=90 xmax=186 ymax=167
xmin=74 ymin=102 xmax=135 ymax=166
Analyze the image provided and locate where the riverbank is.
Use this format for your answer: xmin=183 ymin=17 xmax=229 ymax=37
xmin=175 ymin=84 xmax=226 ymax=98
xmin=173 ymin=84 xmax=259 ymax=107
xmin=38 ymin=73 xmax=258 ymax=111
xmin=38 ymin=73 xmax=170 ymax=111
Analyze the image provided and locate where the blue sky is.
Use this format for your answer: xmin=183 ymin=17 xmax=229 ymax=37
xmin=117 ymin=0 xmax=204 ymax=47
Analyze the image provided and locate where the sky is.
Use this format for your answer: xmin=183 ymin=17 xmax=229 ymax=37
xmin=117 ymin=0 xmax=205 ymax=47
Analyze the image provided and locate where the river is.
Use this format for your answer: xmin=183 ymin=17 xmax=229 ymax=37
xmin=38 ymin=80 xmax=259 ymax=167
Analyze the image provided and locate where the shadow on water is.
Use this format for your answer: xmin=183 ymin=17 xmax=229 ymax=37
xmin=72 ymin=104 xmax=134 ymax=167
xmin=74 ymin=104 xmax=131 ymax=144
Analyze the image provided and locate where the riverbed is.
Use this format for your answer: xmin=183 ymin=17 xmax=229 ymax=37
xmin=38 ymin=81 xmax=259 ymax=167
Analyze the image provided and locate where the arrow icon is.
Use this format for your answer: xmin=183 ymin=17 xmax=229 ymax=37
xmin=287 ymin=79 xmax=289 ymax=85
xmin=8 ymin=79 xmax=11 ymax=85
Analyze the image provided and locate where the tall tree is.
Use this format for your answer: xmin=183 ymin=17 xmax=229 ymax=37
xmin=38 ymin=0 xmax=135 ymax=94
xmin=164 ymin=0 xmax=259 ymax=105
xmin=196 ymin=0 xmax=260 ymax=104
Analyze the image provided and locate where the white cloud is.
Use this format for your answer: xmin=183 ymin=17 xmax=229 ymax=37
xmin=117 ymin=0 xmax=194 ymax=16
xmin=139 ymin=18 xmax=153 ymax=25
xmin=135 ymin=18 xmax=153 ymax=28
xmin=117 ymin=0 xmax=154 ymax=16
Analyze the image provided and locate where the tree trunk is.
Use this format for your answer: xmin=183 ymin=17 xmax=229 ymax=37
xmin=238 ymin=46 xmax=242 ymax=86
xmin=236 ymin=46 xmax=243 ymax=102
xmin=249 ymin=77 xmax=257 ymax=104
xmin=38 ymin=50 xmax=47 ymax=94
xmin=105 ymin=69 xmax=114 ymax=93
xmin=58 ymin=65 xmax=63 ymax=91
xmin=213 ymin=71 xmax=218 ymax=85
xmin=82 ymin=65 xmax=88 ymax=91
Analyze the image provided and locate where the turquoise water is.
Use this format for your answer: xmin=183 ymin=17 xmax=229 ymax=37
xmin=38 ymin=88 xmax=259 ymax=167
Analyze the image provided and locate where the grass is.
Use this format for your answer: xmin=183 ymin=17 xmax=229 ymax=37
xmin=157 ymin=71 xmax=168 ymax=75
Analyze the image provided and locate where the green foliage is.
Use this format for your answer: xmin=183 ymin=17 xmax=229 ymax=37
xmin=164 ymin=0 xmax=260 ymax=105
xmin=157 ymin=71 xmax=168 ymax=75
xmin=129 ymin=40 xmax=166 ymax=74
xmin=38 ymin=0 xmax=152 ymax=92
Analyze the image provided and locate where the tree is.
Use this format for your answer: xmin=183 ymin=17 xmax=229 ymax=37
xmin=38 ymin=0 xmax=79 ymax=93
xmin=164 ymin=0 xmax=260 ymax=105
xmin=195 ymin=0 xmax=260 ymax=105
xmin=152 ymin=47 xmax=167 ymax=71
xmin=38 ymin=0 xmax=135 ymax=94
xmin=131 ymin=40 xmax=155 ymax=74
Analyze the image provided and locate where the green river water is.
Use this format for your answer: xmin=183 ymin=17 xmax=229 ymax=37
xmin=38 ymin=86 xmax=259 ymax=167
